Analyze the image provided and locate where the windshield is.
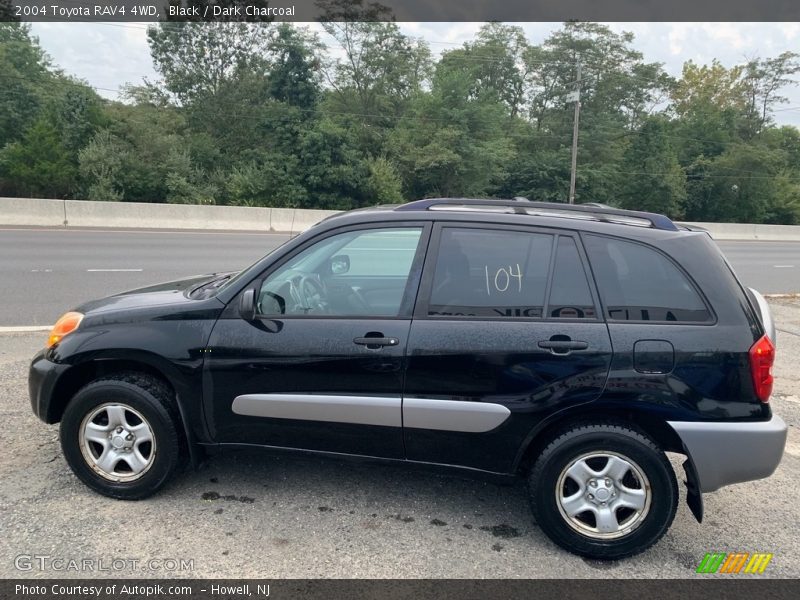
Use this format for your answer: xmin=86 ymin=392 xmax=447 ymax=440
xmin=216 ymin=240 xmax=289 ymax=294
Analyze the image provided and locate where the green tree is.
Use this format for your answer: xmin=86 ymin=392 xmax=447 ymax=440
xmin=617 ymin=117 xmax=686 ymax=217
xmin=78 ymin=129 xmax=127 ymax=201
xmin=500 ymin=144 xmax=572 ymax=203
xmin=742 ymin=52 xmax=800 ymax=136
xmin=0 ymin=118 xmax=76 ymax=197
xmin=766 ymin=174 xmax=800 ymax=224
xmin=761 ymin=126 xmax=800 ymax=170
xmin=267 ymin=23 xmax=322 ymax=109
xmin=88 ymin=101 xmax=189 ymax=203
xmin=47 ymin=84 xmax=105 ymax=154
xmin=521 ymin=22 xmax=671 ymax=202
xmin=437 ymin=23 xmax=531 ymax=119
xmin=320 ymin=0 xmax=431 ymax=118
xmin=530 ymin=23 xmax=671 ymax=135
xmin=365 ymin=157 xmax=404 ymax=204
xmin=387 ymin=61 xmax=513 ymax=198
xmin=298 ymin=116 xmax=371 ymax=209
xmin=670 ymin=60 xmax=748 ymax=162
xmin=146 ymin=21 xmax=272 ymax=105
xmin=0 ymin=23 xmax=50 ymax=148
xmin=685 ymin=144 xmax=787 ymax=223
xmin=223 ymin=159 xmax=306 ymax=207
xmin=0 ymin=0 xmax=20 ymax=20
xmin=672 ymin=60 xmax=748 ymax=117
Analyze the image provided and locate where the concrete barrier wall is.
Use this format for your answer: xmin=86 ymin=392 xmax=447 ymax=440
xmin=679 ymin=221 xmax=800 ymax=241
xmin=65 ymin=200 xmax=276 ymax=231
xmin=3 ymin=197 xmax=800 ymax=240
xmin=0 ymin=197 xmax=338 ymax=233
xmin=0 ymin=197 xmax=66 ymax=227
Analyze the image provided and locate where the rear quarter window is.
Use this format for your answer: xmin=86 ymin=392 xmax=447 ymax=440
xmin=548 ymin=236 xmax=597 ymax=319
xmin=583 ymin=234 xmax=712 ymax=323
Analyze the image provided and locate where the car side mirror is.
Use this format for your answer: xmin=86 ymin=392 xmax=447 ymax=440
xmin=258 ymin=292 xmax=286 ymax=316
xmin=239 ymin=288 xmax=256 ymax=321
xmin=330 ymin=254 xmax=350 ymax=275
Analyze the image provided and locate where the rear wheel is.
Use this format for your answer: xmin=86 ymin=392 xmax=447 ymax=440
xmin=60 ymin=373 xmax=183 ymax=499
xmin=528 ymin=423 xmax=678 ymax=559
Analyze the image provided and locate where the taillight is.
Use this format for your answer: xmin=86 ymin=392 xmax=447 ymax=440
xmin=749 ymin=334 xmax=775 ymax=402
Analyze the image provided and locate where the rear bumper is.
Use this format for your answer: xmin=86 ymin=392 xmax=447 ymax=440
xmin=668 ymin=415 xmax=787 ymax=493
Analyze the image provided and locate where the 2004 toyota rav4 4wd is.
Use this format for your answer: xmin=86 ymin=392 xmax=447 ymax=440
xmin=29 ymin=199 xmax=787 ymax=559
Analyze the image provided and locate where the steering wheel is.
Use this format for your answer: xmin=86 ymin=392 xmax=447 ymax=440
xmin=293 ymin=274 xmax=328 ymax=314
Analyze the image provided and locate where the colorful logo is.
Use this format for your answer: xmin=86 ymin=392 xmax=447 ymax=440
xmin=696 ymin=552 xmax=773 ymax=574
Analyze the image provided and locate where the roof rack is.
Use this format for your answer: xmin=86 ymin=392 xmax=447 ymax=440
xmin=395 ymin=198 xmax=679 ymax=231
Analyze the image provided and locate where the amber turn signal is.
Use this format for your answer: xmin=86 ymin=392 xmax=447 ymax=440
xmin=47 ymin=312 xmax=84 ymax=348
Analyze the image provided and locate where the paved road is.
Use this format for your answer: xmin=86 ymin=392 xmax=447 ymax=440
xmin=0 ymin=228 xmax=289 ymax=326
xmin=717 ymin=241 xmax=800 ymax=295
xmin=1 ymin=227 xmax=800 ymax=326
xmin=1 ymin=300 xmax=799 ymax=577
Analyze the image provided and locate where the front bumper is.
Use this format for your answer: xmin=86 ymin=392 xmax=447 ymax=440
xmin=29 ymin=349 xmax=69 ymax=423
xmin=668 ymin=415 xmax=788 ymax=493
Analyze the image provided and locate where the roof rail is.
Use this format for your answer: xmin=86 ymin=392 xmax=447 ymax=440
xmin=395 ymin=198 xmax=679 ymax=231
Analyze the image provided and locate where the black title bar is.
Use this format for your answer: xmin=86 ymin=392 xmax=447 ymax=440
xmin=2 ymin=579 xmax=800 ymax=600
xmin=2 ymin=0 xmax=800 ymax=22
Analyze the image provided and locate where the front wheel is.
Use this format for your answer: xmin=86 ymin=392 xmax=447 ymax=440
xmin=528 ymin=423 xmax=678 ymax=559
xmin=60 ymin=373 xmax=183 ymax=500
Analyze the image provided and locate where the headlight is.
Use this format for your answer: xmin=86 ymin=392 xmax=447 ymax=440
xmin=47 ymin=312 xmax=84 ymax=348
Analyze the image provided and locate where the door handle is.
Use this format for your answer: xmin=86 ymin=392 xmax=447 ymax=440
xmin=538 ymin=339 xmax=589 ymax=354
xmin=354 ymin=336 xmax=399 ymax=348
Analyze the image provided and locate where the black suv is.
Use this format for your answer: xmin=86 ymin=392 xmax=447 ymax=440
xmin=29 ymin=199 xmax=787 ymax=559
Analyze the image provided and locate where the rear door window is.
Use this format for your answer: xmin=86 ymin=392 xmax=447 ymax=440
xmin=424 ymin=227 xmax=598 ymax=320
xmin=583 ymin=234 xmax=711 ymax=323
xmin=427 ymin=227 xmax=553 ymax=318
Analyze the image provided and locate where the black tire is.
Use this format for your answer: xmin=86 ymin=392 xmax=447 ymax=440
xmin=60 ymin=372 xmax=183 ymax=500
xmin=528 ymin=423 xmax=678 ymax=559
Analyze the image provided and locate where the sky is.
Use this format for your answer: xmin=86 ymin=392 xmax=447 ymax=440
xmin=28 ymin=21 xmax=800 ymax=128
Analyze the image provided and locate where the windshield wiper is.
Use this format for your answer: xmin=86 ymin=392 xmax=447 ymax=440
xmin=189 ymin=273 xmax=236 ymax=298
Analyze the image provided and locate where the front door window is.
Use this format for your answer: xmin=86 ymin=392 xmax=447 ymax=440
xmin=258 ymin=227 xmax=423 ymax=317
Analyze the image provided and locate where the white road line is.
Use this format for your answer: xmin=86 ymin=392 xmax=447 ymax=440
xmin=773 ymin=265 xmax=795 ymax=268
xmin=86 ymin=268 xmax=143 ymax=272
xmin=0 ymin=326 xmax=52 ymax=333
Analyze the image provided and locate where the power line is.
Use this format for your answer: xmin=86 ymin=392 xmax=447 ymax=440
xmin=0 ymin=72 xmax=120 ymax=95
xmin=578 ymin=167 xmax=800 ymax=181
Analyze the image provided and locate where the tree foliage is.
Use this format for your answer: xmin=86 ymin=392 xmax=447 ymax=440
xmin=146 ymin=21 xmax=272 ymax=105
xmin=0 ymin=23 xmax=50 ymax=148
xmin=618 ymin=116 xmax=686 ymax=217
xmin=0 ymin=20 xmax=799 ymax=223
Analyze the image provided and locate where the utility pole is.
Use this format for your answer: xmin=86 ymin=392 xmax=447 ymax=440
xmin=568 ymin=57 xmax=582 ymax=204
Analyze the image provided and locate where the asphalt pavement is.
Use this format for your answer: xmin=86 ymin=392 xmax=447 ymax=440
xmin=1 ymin=300 xmax=798 ymax=577
xmin=1 ymin=223 xmax=799 ymax=577
xmin=1 ymin=227 xmax=800 ymax=326
xmin=0 ymin=228 xmax=289 ymax=326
